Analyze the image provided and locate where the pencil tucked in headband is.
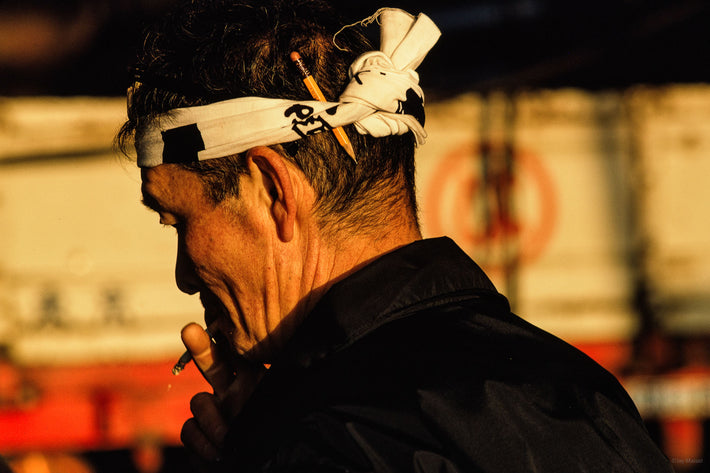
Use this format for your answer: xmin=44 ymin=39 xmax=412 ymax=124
xmin=133 ymin=8 xmax=441 ymax=168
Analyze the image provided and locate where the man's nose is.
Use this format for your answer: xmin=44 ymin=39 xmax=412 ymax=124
xmin=175 ymin=242 xmax=200 ymax=295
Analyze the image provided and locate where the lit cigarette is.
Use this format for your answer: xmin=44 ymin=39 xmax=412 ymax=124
xmin=172 ymin=328 xmax=213 ymax=375
xmin=172 ymin=350 xmax=193 ymax=375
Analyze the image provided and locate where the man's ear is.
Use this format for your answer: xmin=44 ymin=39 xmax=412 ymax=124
xmin=245 ymin=146 xmax=296 ymax=242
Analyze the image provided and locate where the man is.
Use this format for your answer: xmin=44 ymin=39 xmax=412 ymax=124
xmin=120 ymin=0 xmax=673 ymax=471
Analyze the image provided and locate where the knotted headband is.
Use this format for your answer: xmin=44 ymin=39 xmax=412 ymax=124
xmin=134 ymin=8 xmax=441 ymax=168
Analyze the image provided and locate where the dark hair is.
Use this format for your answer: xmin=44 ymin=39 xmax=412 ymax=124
xmin=118 ymin=0 xmax=418 ymax=234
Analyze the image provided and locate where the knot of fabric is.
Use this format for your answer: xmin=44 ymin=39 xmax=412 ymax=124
xmin=340 ymin=51 xmax=426 ymax=143
xmin=339 ymin=8 xmax=440 ymax=144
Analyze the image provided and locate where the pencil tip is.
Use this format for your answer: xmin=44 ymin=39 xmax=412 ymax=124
xmin=344 ymin=143 xmax=357 ymax=163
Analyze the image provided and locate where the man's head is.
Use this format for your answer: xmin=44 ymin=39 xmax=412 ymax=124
xmin=120 ymin=0 xmax=419 ymax=236
xmin=124 ymin=0 xmax=434 ymax=361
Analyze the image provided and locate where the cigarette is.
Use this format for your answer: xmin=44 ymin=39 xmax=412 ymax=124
xmin=172 ymin=350 xmax=193 ymax=375
xmin=172 ymin=327 xmax=213 ymax=375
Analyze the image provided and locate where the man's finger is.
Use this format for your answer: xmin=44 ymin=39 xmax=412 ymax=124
xmin=181 ymin=417 xmax=220 ymax=463
xmin=190 ymin=392 xmax=228 ymax=449
xmin=181 ymin=322 xmax=235 ymax=394
xmin=220 ymin=361 xmax=266 ymax=419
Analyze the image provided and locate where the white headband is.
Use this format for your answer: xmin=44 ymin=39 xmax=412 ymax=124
xmin=134 ymin=8 xmax=441 ymax=168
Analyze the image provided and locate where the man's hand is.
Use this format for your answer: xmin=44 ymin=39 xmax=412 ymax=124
xmin=179 ymin=322 xmax=265 ymax=469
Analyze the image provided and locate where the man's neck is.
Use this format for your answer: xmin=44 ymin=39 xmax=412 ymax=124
xmin=257 ymin=208 xmax=421 ymax=362
xmin=302 ymin=217 xmax=422 ymax=307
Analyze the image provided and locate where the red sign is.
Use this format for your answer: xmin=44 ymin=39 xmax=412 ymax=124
xmin=0 ymin=359 xmax=209 ymax=453
xmin=423 ymin=141 xmax=557 ymax=273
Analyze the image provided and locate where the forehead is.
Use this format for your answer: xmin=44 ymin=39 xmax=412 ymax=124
xmin=140 ymin=164 xmax=204 ymax=209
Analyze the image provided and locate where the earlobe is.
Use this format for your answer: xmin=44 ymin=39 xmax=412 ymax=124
xmin=246 ymin=147 xmax=296 ymax=242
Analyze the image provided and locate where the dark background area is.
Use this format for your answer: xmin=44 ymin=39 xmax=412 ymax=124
xmin=1 ymin=0 xmax=710 ymax=98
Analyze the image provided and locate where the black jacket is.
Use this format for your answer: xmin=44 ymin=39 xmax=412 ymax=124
xmin=221 ymin=237 xmax=672 ymax=472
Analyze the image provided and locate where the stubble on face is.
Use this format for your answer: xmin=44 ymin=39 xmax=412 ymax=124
xmin=142 ymin=164 xmax=279 ymax=361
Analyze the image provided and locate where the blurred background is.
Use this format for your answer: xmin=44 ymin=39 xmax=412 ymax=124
xmin=1 ymin=0 xmax=710 ymax=471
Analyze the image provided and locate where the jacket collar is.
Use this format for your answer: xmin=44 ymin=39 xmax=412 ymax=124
xmin=276 ymin=237 xmax=502 ymax=368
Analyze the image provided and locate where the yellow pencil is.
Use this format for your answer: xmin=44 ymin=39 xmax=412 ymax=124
xmin=290 ymin=51 xmax=357 ymax=162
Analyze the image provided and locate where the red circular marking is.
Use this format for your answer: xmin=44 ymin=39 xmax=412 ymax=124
xmin=424 ymin=141 xmax=557 ymax=272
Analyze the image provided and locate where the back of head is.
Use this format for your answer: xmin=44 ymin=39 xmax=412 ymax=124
xmin=120 ymin=0 xmax=418 ymax=236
